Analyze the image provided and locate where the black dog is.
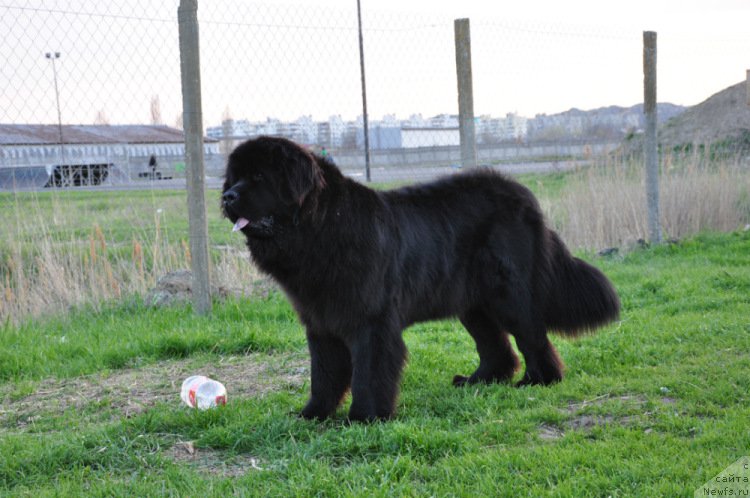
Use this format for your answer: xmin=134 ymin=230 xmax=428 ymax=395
xmin=222 ymin=136 xmax=619 ymax=422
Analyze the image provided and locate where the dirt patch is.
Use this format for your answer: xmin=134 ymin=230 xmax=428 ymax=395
xmin=0 ymin=353 xmax=307 ymax=431
xmin=538 ymin=393 xmax=670 ymax=441
xmin=538 ymin=424 xmax=565 ymax=441
xmin=171 ymin=441 xmax=274 ymax=477
xmin=564 ymin=393 xmax=647 ymax=414
xmin=566 ymin=414 xmax=639 ymax=431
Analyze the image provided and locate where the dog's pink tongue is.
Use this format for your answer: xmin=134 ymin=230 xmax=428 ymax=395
xmin=232 ymin=218 xmax=250 ymax=232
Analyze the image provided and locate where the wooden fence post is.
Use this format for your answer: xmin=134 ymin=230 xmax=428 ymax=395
xmin=643 ymin=31 xmax=661 ymax=244
xmin=178 ymin=0 xmax=211 ymax=314
xmin=454 ymin=18 xmax=477 ymax=169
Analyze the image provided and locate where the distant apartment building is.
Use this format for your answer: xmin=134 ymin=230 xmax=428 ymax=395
xmin=206 ymin=112 xmax=535 ymax=152
xmin=357 ymin=125 xmax=403 ymax=149
xmin=401 ymin=127 xmax=459 ymax=148
xmin=317 ymin=115 xmax=347 ymax=148
xmin=476 ymin=113 xmax=528 ymax=144
xmin=428 ymin=114 xmax=459 ymax=128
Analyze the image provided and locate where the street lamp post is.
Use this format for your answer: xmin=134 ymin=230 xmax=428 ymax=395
xmin=45 ymin=51 xmax=66 ymax=185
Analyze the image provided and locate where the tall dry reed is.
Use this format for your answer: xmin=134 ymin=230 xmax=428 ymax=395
xmin=0 ymin=192 xmax=260 ymax=325
xmin=1 ymin=158 xmax=748 ymax=324
xmin=552 ymin=157 xmax=750 ymax=250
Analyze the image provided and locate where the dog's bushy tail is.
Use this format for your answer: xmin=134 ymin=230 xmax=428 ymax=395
xmin=541 ymin=231 xmax=620 ymax=335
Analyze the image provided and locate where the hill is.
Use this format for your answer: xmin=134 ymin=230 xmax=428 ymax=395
xmin=659 ymin=80 xmax=750 ymax=148
xmin=528 ymin=103 xmax=685 ymax=142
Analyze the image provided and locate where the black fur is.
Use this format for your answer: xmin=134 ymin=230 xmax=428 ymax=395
xmin=222 ymin=136 xmax=620 ymax=422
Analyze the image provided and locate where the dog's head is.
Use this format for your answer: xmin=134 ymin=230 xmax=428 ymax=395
xmin=221 ymin=136 xmax=325 ymax=238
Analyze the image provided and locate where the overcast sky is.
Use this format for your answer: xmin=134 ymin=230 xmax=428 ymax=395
xmin=1 ymin=0 xmax=748 ymax=126
xmin=202 ymin=0 xmax=750 ymax=121
xmin=307 ymin=0 xmax=748 ymax=35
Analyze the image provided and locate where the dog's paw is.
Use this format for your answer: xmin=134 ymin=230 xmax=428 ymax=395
xmin=347 ymin=403 xmax=392 ymax=423
xmin=300 ymin=400 xmax=333 ymax=421
xmin=514 ymin=370 xmax=562 ymax=387
xmin=452 ymin=375 xmax=470 ymax=387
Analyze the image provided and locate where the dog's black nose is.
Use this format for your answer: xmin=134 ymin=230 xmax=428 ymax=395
xmin=222 ymin=190 xmax=239 ymax=205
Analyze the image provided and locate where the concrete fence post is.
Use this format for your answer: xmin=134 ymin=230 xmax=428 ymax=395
xmin=178 ymin=0 xmax=211 ymax=314
xmin=643 ymin=31 xmax=661 ymax=245
xmin=454 ymin=18 xmax=477 ymax=169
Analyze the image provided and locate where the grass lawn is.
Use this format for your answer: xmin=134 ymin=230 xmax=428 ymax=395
xmin=1 ymin=229 xmax=749 ymax=496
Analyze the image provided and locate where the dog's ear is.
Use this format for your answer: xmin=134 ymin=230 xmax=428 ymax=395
xmin=275 ymin=141 xmax=325 ymax=206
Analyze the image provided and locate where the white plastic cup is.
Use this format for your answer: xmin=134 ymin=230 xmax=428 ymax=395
xmin=180 ymin=375 xmax=227 ymax=410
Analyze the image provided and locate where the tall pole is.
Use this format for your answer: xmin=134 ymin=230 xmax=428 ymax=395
xmin=45 ymin=51 xmax=66 ymax=179
xmin=178 ymin=0 xmax=212 ymax=315
xmin=454 ymin=19 xmax=477 ymax=169
xmin=356 ymin=0 xmax=371 ymax=182
xmin=643 ymin=31 xmax=661 ymax=244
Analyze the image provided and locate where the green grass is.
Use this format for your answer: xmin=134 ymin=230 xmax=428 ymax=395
xmin=516 ymin=170 xmax=572 ymax=200
xmin=1 ymin=230 xmax=749 ymax=496
xmin=0 ymin=294 xmax=302 ymax=382
xmin=0 ymin=188 xmax=235 ymax=251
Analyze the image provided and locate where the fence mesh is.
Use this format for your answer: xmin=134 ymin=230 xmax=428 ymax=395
xmin=1 ymin=1 xmax=749 ymax=190
xmin=2 ymin=1 xmax=750 ymax=322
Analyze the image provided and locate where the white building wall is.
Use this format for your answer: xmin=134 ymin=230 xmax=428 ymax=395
xmin=401 ymin=128 xmax=460 ymax=148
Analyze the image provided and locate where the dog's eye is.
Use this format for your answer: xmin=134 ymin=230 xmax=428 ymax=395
xmin=251 ymin=173 xmax=263 ymax=183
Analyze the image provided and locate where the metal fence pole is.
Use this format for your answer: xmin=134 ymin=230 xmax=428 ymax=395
xmin=178 ymin=0 xmax=211 ymax=314
xmin=45 ymin=52 xmax=66 ymax=180
xmin=454 ymin=18 xmax=477 ymax=169
xmin=356 ymin=0 xmax=371 ymax=182
xmin=643 ymin=31 xmax=661 ymax=245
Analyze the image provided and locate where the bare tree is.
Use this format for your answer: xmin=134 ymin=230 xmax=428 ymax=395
xmin=220 ymin=105 xmax=233 ymax=155
xmin=222 ymin=105 xmax=232 ymax=122
xmin=94 ymin=109 xmax=110 ymax=125
xmin=173 ymin=112 xmax=183 ymax=130
xmin=150 ymin=95 xmax=163 ymax=125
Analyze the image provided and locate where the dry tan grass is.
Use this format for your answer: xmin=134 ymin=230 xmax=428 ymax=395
xmin=0 ymin=204 xmax=261 ymax=324
xmin=2 ymin=157 xmax=748 ymax=324
xmin=551 ymin=158 xmax=750 ymax=250
xmin=0 ymin=236 xmax=262 ymax=323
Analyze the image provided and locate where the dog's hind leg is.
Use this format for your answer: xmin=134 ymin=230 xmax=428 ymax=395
xmin=482 ymin=284 xmax=563 ymax=387
xmin=510 ymin=317 xmax=564 ymax=386
xmin=300 ymin=333 xmax=352 ymax=420
xmin=453 ymin=309 xmax=520 ymax=386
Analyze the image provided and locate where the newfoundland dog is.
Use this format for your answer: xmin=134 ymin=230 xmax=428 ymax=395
xmin=222 ymin=136 xmax=619 ymax=422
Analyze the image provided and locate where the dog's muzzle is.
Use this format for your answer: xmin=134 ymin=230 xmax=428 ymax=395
xmin=222 ymin=189 xmax=239 ymax=208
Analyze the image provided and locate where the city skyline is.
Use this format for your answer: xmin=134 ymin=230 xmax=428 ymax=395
xmin=206 ymin=100 xmax=684 ymax=151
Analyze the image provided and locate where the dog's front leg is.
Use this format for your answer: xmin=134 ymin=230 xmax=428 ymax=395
xmin=347 ymin=322 xmax=408 ymax=422
xmin=300 ymin=332 xmax=352 ymax=420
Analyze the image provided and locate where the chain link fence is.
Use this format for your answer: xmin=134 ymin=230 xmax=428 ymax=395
xmin=2 ymin=1 xmax=750 ymax=321
xmin=1 ymin=1 xmax=749 ymax=190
